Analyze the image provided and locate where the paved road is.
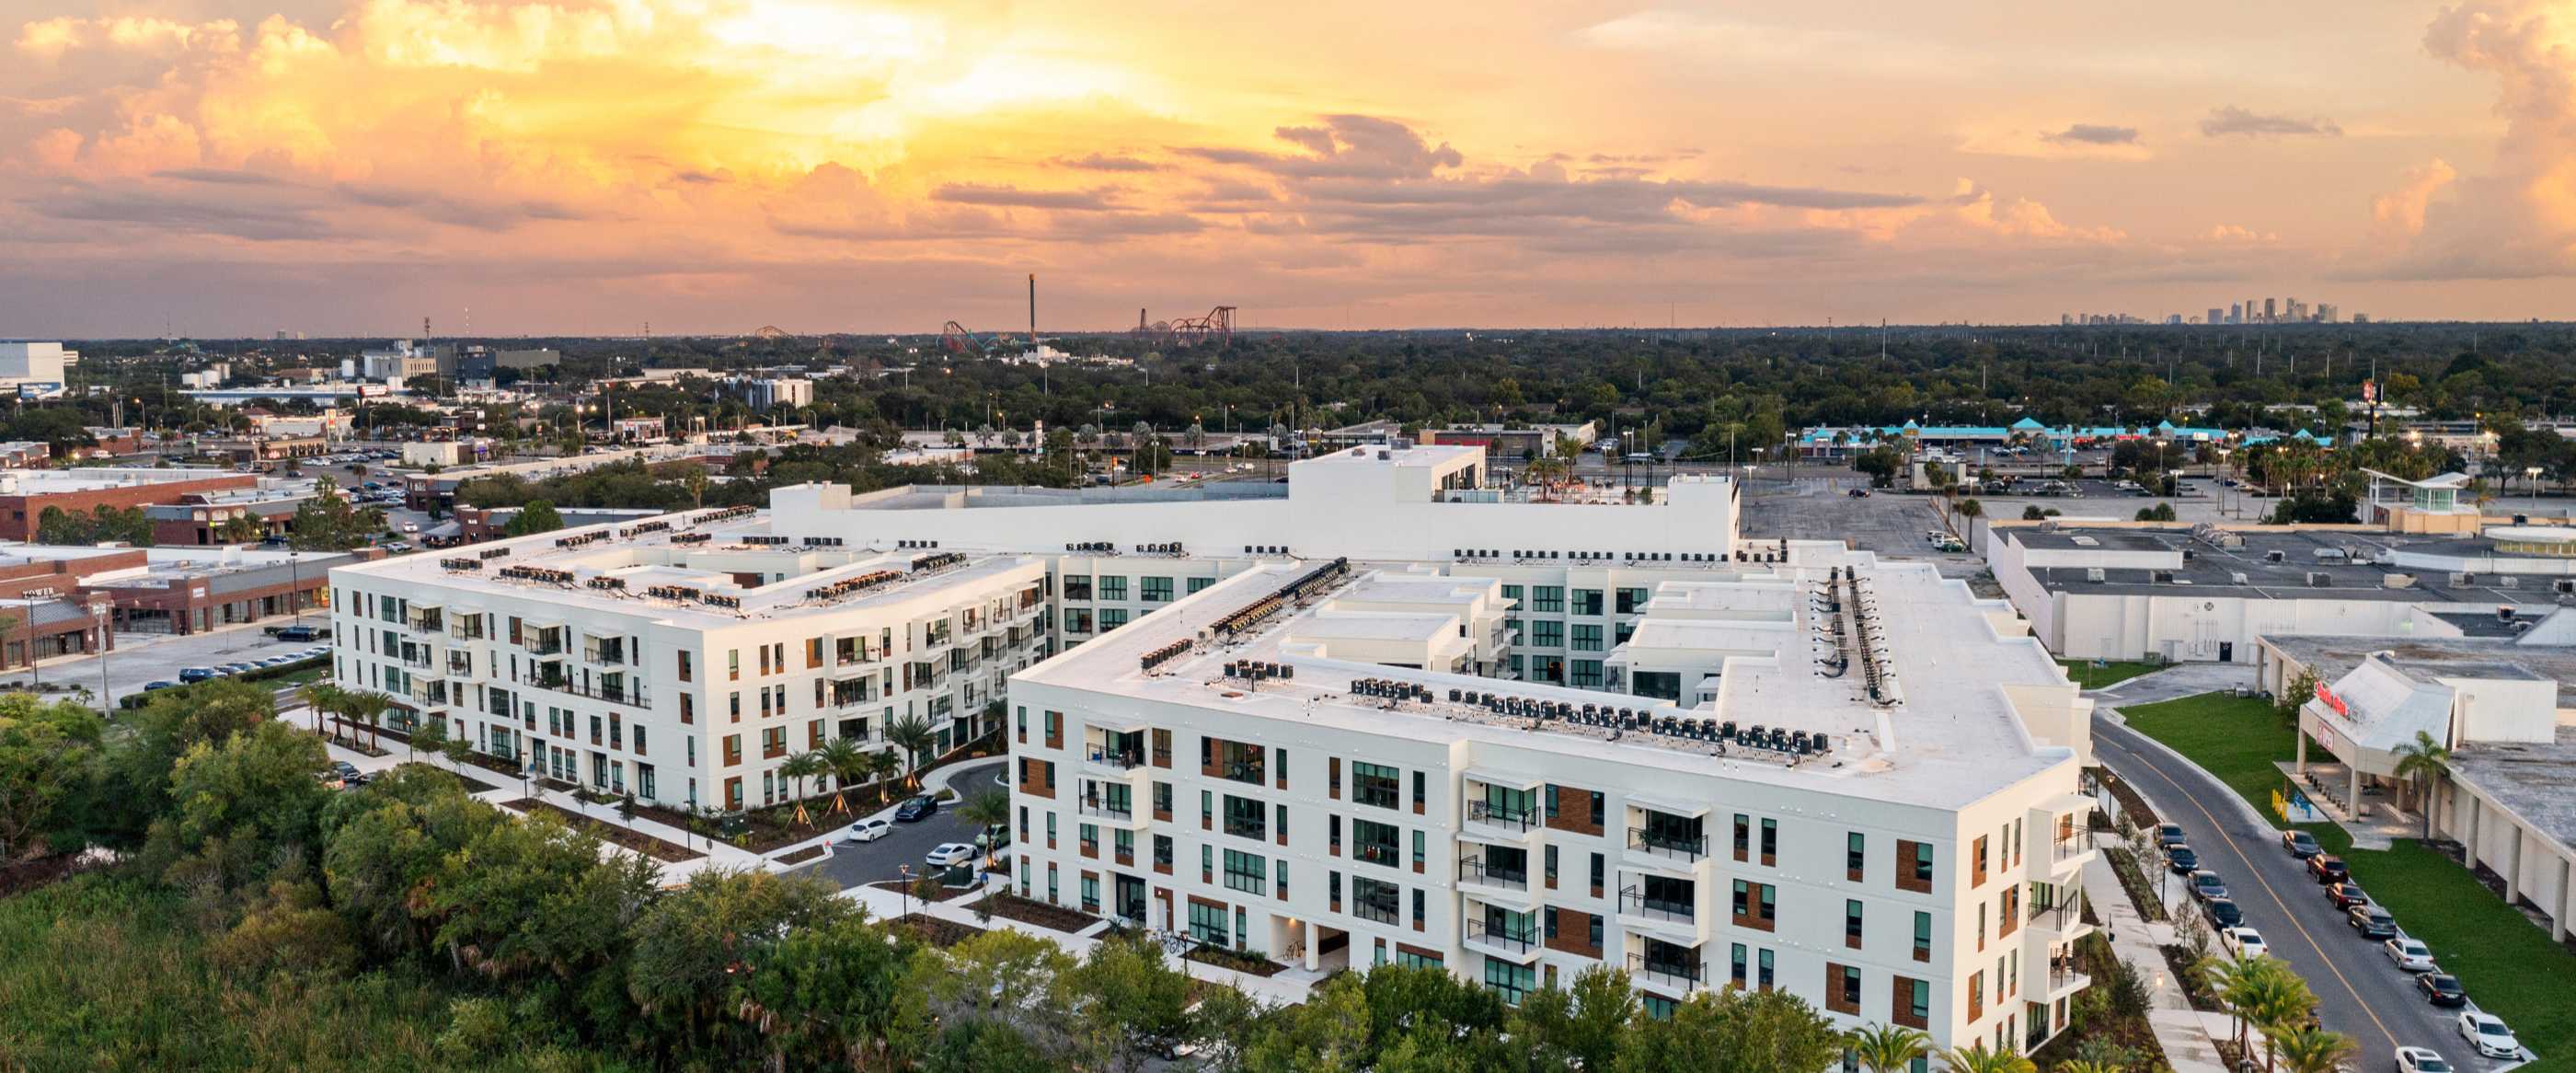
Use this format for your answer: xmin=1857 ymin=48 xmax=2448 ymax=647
xmin=2092 ymin=718 xmax=2494 ymax=1073
xmin=0 ymin=622 xmax=323 ymax=706
xmin=788 ymin=759 xmax=1010 ymax=893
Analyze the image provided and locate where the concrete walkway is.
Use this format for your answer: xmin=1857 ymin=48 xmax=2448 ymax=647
xmin=276 ymin=702 xmax=1008 ymax=884
xmin=2079 ymin=854 xmax=2233 ymax=1073
xmin=2090 ymin=662 xmax=2259 ymax=707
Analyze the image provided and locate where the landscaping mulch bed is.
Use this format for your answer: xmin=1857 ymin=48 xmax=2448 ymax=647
xmin=2104 ymin=848 xmax=2168 ymax=923
xmin=1185 ymin=946 xmax=1287 ymax=977
xmin=891 ymin=914 xmax=984 ymax=948
xmin=455 ymin=750 xmax=525 ymax=779
xmin=2093 ymin=766 xmax=2160 ymax=827
xmin=867 ymin=879 xmax=979 ymax=903
xmin=772 ymin=845 xmax=826 ymax=867
xmin=2159 ymin=944 xmax=2224 ymax=1011
xmin=502 ymin=798 xmax=704 ymax=863
xmin=966 ymin=893 xmax=1098 ymax=933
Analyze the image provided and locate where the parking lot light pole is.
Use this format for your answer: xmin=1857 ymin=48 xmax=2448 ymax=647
xmin=93 ymin=604 xmax=110 ymax=705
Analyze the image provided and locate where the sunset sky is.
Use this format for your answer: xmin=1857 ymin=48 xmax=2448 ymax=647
xmin=6 ymin=1 xmax=2576 ymax=336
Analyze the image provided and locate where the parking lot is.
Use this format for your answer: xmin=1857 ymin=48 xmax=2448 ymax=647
xmin=1738 ymin=476 xmax=1984 ymax=571
xmin=788 ymin=759 xmax=1011 ymax=893
xmin=0 ymin=622 xmax=325 ymax=707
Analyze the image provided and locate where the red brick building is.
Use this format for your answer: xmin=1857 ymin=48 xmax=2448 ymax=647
xmin=0 ymin=468 xmax=259 ymax=541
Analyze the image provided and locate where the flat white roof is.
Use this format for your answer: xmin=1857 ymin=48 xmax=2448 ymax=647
xmin=1022 ymin=557 xmax=2076 ymax=808
xmin=332 ymin=508 xmax=1040 ymax=627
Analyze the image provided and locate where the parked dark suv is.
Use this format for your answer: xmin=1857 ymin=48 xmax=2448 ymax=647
xmin=2346 ymin=904 xmax=2397 ymax=940
xmin=2306 ymin=854 xmax=2349 ymax=883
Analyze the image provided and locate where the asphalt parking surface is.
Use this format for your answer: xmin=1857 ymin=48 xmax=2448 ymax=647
xmin=2094 ymin=719 xmax=2500 ymax=1072
xmin=788 ymin=759 xmax=1011 ymax=892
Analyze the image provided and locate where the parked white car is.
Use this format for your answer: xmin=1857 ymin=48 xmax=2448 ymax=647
xmin=2383 ymin=936 xmax=2437 ymax=973
xmin=2457 ymin=1011 xmax=2520 ymax=1059
xmin=925 ymin=842 xmax=976 ymax=868
xmin=2394 ymin=1045 xmax=2450 ymax=1073
xmin=2221 ymin=927 xmax=2268 ymax=960
xmin=845 ymin=818 xmax=891 ymax=843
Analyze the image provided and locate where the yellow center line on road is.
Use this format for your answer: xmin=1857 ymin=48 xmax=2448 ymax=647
xmin=2102 ymin=726 xmax=2401 ymax=1053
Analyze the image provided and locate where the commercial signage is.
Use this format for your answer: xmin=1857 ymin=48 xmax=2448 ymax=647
xmin=2313 ymin=679 xmax=2348 ymax=717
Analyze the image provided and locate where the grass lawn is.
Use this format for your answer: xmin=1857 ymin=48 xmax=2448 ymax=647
xmin=2120 ymin=692 xmax=2576 ymax=1072
xmin=2057 ymin=658 xmax=2163 ymax=690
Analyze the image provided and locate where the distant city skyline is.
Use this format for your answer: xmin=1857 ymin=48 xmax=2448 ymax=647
xmin=5 ymin=1 xmax=2576 ymax=335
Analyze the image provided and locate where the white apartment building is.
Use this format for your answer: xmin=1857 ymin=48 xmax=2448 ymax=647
xmin=331 ymin=444 xmax=2098 ymax=1050
xmin=1003 ymin=549 xmax=2096 ymax=1055
xmin=328 ymin=513 xmax=1053 ymax=813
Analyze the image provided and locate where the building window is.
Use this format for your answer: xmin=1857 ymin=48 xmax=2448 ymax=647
xmin=1616 ymin=586 xmax=1650 ymax=614
xmin=1914 ymin=911 xmax=1933 ymax=961
xmin=1570 ymin=624 xmax=1603 ymax=652
xmin=1572 ymin=589 xmax=1603 ymax=616
xmin=1098 ymin=576 xmax=1127 ymax=601
xmin=1223 ymin=794 xmax=1267 ymax=840
xmin=1570 ymin=660 xmax=1604 ymax=687
xmin=1531 ymin=586 xmax=1564 ymax=613
xmin=1846 ymin=900 xmax=1865 ymax=945
xmin=1223 ymin=849 xmax=1268 ymax=894
xmin=1352 ymin=818 xmax=1401 ymax=867
xmin=1351 ymin=761 xmax=1400 ymax=808
xmin=1188 ymin=900 xmax=1229 ymax=947
xmin=1187 ymin=576 xmax=1213 ymax=594
xmin=1847 ymin=832 xmax=1866 ymax=881
xmin=1099 ymin=608 xmax=1128 ymax=632
xmin=1529 ymin=620 xmax=1564 ymax=648
xmin=1141 ymin=577 xmax=1174 ymax=602
xmin=1483 ymin=959 xmax=1535 ymax=1006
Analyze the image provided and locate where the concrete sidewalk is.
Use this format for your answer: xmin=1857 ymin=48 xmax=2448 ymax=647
xmin=2079 ymin=854 xmax=2233 ymax=1073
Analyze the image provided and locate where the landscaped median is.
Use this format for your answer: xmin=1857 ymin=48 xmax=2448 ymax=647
xmin=2117 ymin=691 xmax=2575 ymax=1073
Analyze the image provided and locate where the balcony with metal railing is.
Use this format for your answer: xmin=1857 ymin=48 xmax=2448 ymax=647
xmin=1627 ymin=825 xmax=1708 ymax=866
xmin=1465 ymin=799 xmax=1539 ymax=840
xmin=517 ymin=673 xmax=651 ymax=710
xmin=1351 ymin=897 xmax=1400 ymax=925
xmin=2027 ymin=896 xmax=2093 ymax=941
xmin=1627 ymin=951 xmax=1705 ymax=994
xmin=1457 ymin=857 xmax=1538 ymax=906
xmin=1465 ymin=918 xmax=1540 ymax=961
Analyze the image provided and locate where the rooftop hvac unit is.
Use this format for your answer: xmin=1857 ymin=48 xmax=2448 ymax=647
xmin=2449 ymin=572 xmax=2475 ymax=587
xmin=2499 ymin=576 xmax=2522 ymax=589
xmin=2382 ymin=574 xmax=2417 ymax=589
xmin=2151 ymin=571 xmax=2175 ymax=583
xmin=2230 ymin=571 xmax=2250 ymax=585
xmin=2307 ymin=571 xmax=2331 ymax=588
xmin=2085 ymin=568 xmax=2106 ymax=583
xmin=2556 ymin=580 xmax=2576 ymax=595
xmin=2265 ymin=550 xmax=2287 ymax=563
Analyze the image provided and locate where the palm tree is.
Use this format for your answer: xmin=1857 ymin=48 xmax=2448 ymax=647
xmin=2246 ymin=967 xmax=2317 ymax=1073
xmin=817 ymin=736 xmax=866 ymax=816
xmin=1848 ymin=1023 xmax=1932 ymax=1073
xmin=2051 ymin=1064 xmax=2117 ymax=1073
xmin=960 ymin=789 xmax=1009 ymax=864
xmin=341 ymin=689 xmax=394 ymax=752
xmin=779 ymin=750 xmax=823 ymax=827
xmin=297 ymin=681 xmax=345 ymax=739
xmin=885 ymin=714 xmax=937 ymax=790
xmin=864 ymin=748 xmax=903 ymax=804
xmin=2268 ymin=1027 xmax=2353 ymax=1073
xmin=1936 ymin=1042 xmax=2034 ymax=1073
xmin=2389 ymin=729 xmax=2453 ymax=840
xmin=2201 ymin=954 xmax=2272 ymax=1056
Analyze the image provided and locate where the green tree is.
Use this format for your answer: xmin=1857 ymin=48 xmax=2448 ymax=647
xmin=2276 ymin=670 xmax=2317 ymax=728
xmin=2389 ymin=729 xmax=2453 ymax=840
xmin=289 ymin=485 xmax=385 ymax=551
xmin=504 ymin=500 xmax=566 ymax=536
xmin=0 ymin=694 xmax=107 ymax=860
xmin=2269 ymin=1027 xmax=2354 ymax=1073
xmin=734 ymin=911 xmax=928 ymax=1072
xmin=885 ymin=714 xmax=937 ymax=789
xmin=1848 ymin=1021 xmax=1933 ymax=1073
xmin=1613 ymin=987 xmax=1843 ymax=1073
xmin=145 ymin=721 xmax=331 ymax=890
xmin=817 ymin=735 xmax=867 ymax=816
xmin=96 ymin=679 xmax=278 ymax=846
xmin=1936 ymin=1041 xmax=2037 ymax=1073
xmin=780 ymin=749 xmax=823 ymax=827
xmin=1956 ymin=498 xmax=1983 ymax=519
xmin=627 ymin=869 xmax=857 ymax=1051
xmin=914 ymin=928 xmax=1080 ymax=1066
xmin=319 ymin=767 xmax=499 ymax=955
xmin=1067 ymin=932 xmax=1196 ymax=1071
xmin=1507 ymin=965 xmax=1636 ymax=1071
xmin=427 ymin=808 xmax=658 ymax=980
xmin=214 ymin=512 xmax=268 ymax=544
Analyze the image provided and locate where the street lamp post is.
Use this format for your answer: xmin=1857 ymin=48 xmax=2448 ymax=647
xmin=93 ymin=604 xmax=110 ymax=705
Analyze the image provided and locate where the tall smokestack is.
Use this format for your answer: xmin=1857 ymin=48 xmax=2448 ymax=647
xmin=1028 ymin=273 xmax=1038 ymax=344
